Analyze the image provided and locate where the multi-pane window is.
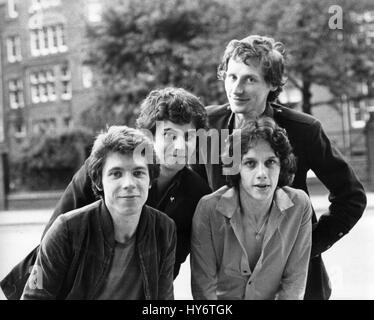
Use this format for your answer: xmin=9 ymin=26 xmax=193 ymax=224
xmin=61 ymin=64 xmax=72 ymax=100
xmin=13 ymin=122 xmax=27 ymax=139
xmin=7 ymin=0 xmax=18 ymax=18
xmin=6 ymin=36 xmax=22 ymax=63
xmin=30 ymin=69 xmax=56 ymax=104
xmin=30 ymin=24 xmax=67 ymax=56
xmin=87 ymin=1 xmax=102 ymax=23
xmin=8 ymin=79 xmax=24 ymax=109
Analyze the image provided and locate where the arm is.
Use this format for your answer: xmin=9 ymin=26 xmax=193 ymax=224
xmin=42 ymin=160 xmax=96 ymax=238
xmin=21 ymin=216 xmax=72 ymax=300
xmin=190 ymin=199 xmax=218 ymax=300
xmin=306 ymin=120 xmax=366 ymax=257
xmin=276 ymin=193 xmax=312 ymax=300
xmin=158 ymin=222 xmax=177 ymax=300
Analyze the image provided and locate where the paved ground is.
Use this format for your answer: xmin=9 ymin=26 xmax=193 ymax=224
xmin=1 ymin=190 xmax=374 ymax=300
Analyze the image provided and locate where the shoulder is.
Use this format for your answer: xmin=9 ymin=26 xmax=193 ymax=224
xmin=144 ymin=205 xmax=176 ymax=230
xmin=281 ymin=186 xmax=312 ymax=219
xmin=182 ymin=167 xmax=212 ymax=197
xmin=206 ymin=103 xmax=230 ymax=119
xmin=271 ymin=103 xmax=321 ymax=130
xmin=196 ymin=185 xmax=230 ymax=210
xmin=59 ymin=200 xmax=102 ymax=223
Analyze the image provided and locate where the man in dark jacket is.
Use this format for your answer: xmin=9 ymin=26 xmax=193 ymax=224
xmin=21 ymin=126 xmax=176 ymax=299
xmin=197 ymin=35 xmax=367 ymax=299
xmin=1 ymin=87 xmax=211 ymax=299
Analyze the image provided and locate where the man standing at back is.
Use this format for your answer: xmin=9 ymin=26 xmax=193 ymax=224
xmin=201 ymin=35 xmax=367 ymax=299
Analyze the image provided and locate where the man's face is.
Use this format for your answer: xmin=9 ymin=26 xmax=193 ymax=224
xmin=224 ymin=57 xmax=275 ymax=118
xmin=239 ymin=140 xmax=280 ymax=203
xmin=154 ymin=120 xmax=197 ymax=174
xmin=102 ymin=152 xmax=150 ymax=217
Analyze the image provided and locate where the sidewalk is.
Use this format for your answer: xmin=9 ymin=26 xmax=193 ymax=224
xmin=1 ymin=192 xmax=374 ymax=226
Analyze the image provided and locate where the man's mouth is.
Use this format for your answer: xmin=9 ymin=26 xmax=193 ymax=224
xmin=254 ymin=184 xmax=270 ymax=190
xmin=118 ymin=195 xmax=139 ymax=199
xmin=231 ymin=96 xmax=250 ymax=103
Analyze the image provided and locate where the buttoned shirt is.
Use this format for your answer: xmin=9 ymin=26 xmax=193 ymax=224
xmin=191 ymin=185 xmax=312 ymax=300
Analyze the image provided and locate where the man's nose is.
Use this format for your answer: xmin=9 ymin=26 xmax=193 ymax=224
xmin=256 ymin=163 xmax=268 ymax=180
xmin=173 ymin=135 xmax=186 ymax=151
xmin=122 ymin=173 xmax=136 ymax=189
xmin=232 ymin=79 xmax=244 ymax=94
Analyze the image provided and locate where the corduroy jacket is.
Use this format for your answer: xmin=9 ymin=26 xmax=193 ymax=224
xmin=21 ymin=200 xmax=176 ymax=300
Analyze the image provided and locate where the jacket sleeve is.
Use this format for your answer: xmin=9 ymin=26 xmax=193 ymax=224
xmin=42 ymin=160 xmax=96 ymax=238
xmin=306 ymin=120 xmax=367 ymax=257
xmin=158 ymin=221 xmax=177 ymax=300
xmin=190 ymin=198 xmax=218 ymax=300
xmin=276 ymin=193 xmax=312 ymax=300
xmin=21 ymin=216 xmax=72 ymax=300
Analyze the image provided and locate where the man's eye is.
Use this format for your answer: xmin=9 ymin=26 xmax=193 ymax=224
xmin=227 ymin=74 xmax=236 ymax=81
xmin=266 ymin=159 xmax=278 ymax=166
xmin=110 ymin=171 xmax=122 ymax=178
xmin=164 ymin=132 xmax=177 ymax=140
xmin=244 ymin=160 xmax=256 ymax=168
xmin=134 ymin=171 xmax=146 ymax=177
xmin=247 ymin=77 xmax=255 ymax=83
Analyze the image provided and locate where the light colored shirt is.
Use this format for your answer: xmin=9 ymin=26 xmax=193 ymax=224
xmin=191 ymin=186 xmax=312 ymax=300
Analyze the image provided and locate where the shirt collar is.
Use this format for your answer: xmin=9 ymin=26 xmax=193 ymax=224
xmin=216 ymin=186 xmax=294 ymax=219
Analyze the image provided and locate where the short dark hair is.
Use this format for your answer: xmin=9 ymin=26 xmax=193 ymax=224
xmin=217 ymin=35 xmax=287 ymax=103
xmin=136 ymin=87 xmax=208 ymax=134
xmin=223 ymin=117 xmax=296 ymax=188
xmin=87 ymin=126 xmax=160 ymax=198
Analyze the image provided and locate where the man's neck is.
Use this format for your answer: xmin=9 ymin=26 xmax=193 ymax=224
xmin=110 ymin=210 xmax=141 ymax=244
xmin=157 ymin=166 xmax=182 ymax=195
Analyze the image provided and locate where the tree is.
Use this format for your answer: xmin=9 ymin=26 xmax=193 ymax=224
xmin=250 ymin=0 xmax=374 ymax=114
xmin=81 ymin=0 xmax=259 ymax=130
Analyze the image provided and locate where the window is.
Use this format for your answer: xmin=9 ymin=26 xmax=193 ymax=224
xmin=29 ymin=0 xmax=61 ymax=13
xmin=350 ymin=100 xmax=369 ymax=129
xmin=82 ymin=65 xmax=93 ymax=88
xmin=6 ymin=36 xmax=22 ymax=63
xmin=64 ymin=117 xmax=72 ymax=128
xmin=8 ymin=79 xmax=24 ymax=109
xmin=14 ymin=122 xmax=27 ymax=139
xmin=7 ymin=0 xmax=18 ymax=18
xmin=87 ymin=2 xmax=102 ymax=22
xmin=61 ymin=64 xmax=72 ymax=100
xmin=30 ymin=24 xmax=67 ymax=56
xmin=30 ymin=69 xmax=56 ymax=104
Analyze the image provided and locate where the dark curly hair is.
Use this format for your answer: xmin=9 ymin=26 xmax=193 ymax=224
xmin=223 ymin=117 xmax=296 ymax=188
xmin=136 ymin=87 xmax=208 ymax=133
xmin=87 ymin=126 xmax=160 ymax=198
xmin=217 ymin=35 xmax=287 ymax=103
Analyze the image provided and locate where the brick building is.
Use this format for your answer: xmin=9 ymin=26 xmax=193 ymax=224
xmin=0 ymin=0 xmax=103 ymax=159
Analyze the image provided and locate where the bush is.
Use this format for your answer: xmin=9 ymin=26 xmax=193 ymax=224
xmin=10 ymin=128 xmax=94 ymax=191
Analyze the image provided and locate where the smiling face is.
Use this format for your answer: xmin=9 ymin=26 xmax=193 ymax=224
xmin=102 ymin=152 xmax=150 ymax=217
xmin=239 ymin=139 xmax=280 ymax=203
xmin=154 ymin=120 xmax=197 ymax=175
xmin=224 ymin=58 xmax=275 ymax=119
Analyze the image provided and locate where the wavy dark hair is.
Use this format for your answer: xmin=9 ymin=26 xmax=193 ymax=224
xmin=87 ymin=126 xmax=160 ymax=198
xmin=136 ymin=87 xmax=208 ymax=133
xmin=217 ymin=35 xmax=287 ymax=103
xmin=223 ymin=117 xmax=296 ymax=188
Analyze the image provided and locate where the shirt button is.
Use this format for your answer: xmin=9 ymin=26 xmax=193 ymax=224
xmin=243 ymin=270 xmax=249 ymax=274
xmin=247 ymin=281 xmax=252 ymax=286
xmin=338 ymin=232 xmax=344 ymax=237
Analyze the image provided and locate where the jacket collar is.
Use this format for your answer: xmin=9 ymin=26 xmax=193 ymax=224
xmin=225 ymin=102 xmax=275 ymax=131
xmin=216 ymin=186 xmax=294 ymax=219
xmin=99 ymin=199 xmax=151 ymax=248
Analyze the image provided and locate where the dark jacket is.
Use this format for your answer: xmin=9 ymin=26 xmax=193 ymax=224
xmin=21 ymin=200 xmax=176 ymax=300
xmin=0 ymin=165 xmax=210 ymax=299
xmin=200 ymin=103 xmax=367 ymax=300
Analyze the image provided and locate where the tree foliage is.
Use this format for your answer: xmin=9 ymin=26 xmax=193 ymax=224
xmin=10 ymin=128 xmax=94 ymax=191
xmin=82 ymin=0 xmax=374 ymax=125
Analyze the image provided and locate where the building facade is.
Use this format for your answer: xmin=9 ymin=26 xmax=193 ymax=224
xmin=0 ymin=0 xmax=102 ymax=161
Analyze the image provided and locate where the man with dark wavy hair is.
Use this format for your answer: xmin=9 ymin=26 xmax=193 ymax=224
xmin=201 ymin=35 xmax=366 ymax=299
xmin=1 ymin=87 xmax=211 ymax=299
